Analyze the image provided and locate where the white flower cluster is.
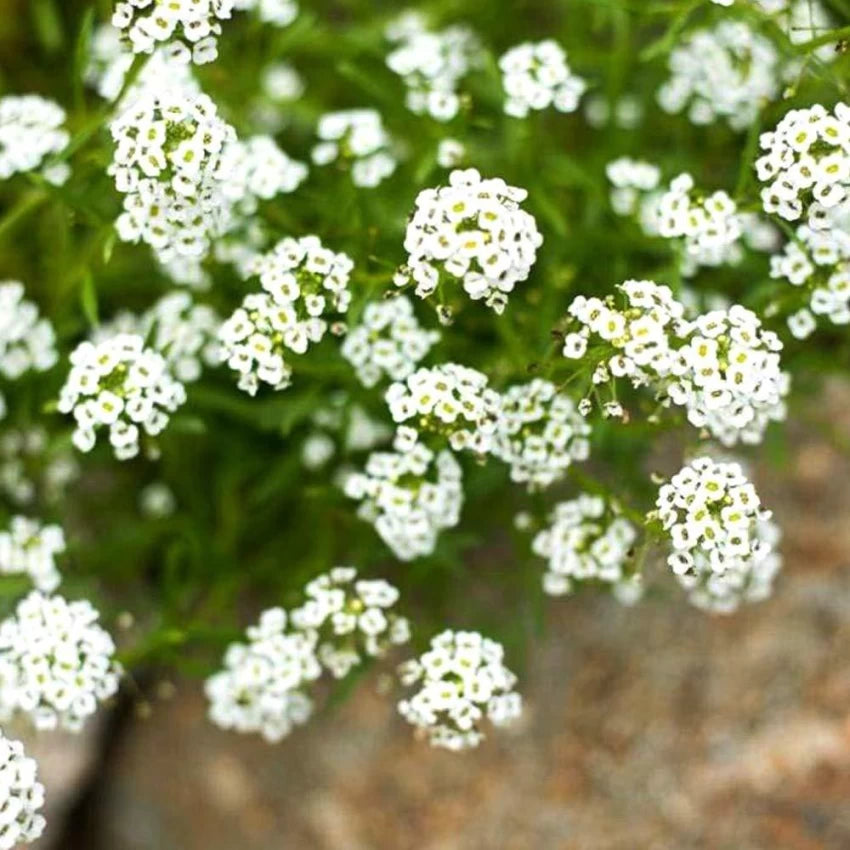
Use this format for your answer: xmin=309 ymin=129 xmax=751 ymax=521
xmin=656 ymin=174 xmax=743 ymax=274
xmin=290 ymin=567 xmax=410 ymax=679
xmin=218 ymin=236 xmax=353 ymax=395
xmin=58 ymin=334 xmax=188 ymax=459
xmin=218 ymin=135 xmax=308 ymax=214
xmin=385 ymin=363 xmax=501 ymax=453
xmin=665 ymin=307 xmax=788 ymax=447
xmin=85 ymin=24 xmax=200 ymax=103
xmin=0 ymin=517 xmax=65 ymax=593
xmin=143 ymin=291 xmax=222 ymax=383
xmin=756 ymin=103 xmax=850 ymax=223
xmin=0 ymin=733 xmax=45 ymax=849
xmin=606 ymin=157 xmax=661 ymax=216
xmin=531 ymin=495 xmax=637 ymax=597
xmin=205 ymin=607 xmax=320 ymax=742
xmin=562 ymin=281 xmax=789 ymax=446
xmin=0 ymin=95 xmax=69 ymax=185
xmin=341 ymin=296 xmax=440 ymax=388
xmin=0 ymin=428 xmax=79 ymax=508
xmin=491 ymin=380 xmax=591 ymax=490
xmin=398 ymin=630 xmax=522 ymax=751
xmin=344 ymin=427 xmax=463 ymax=560
xmin=112 ymin=0 xmax=234 ymax=65
xmin=207 ymin=567 xmax=407 ymax=741
xmin=770 ymin=213 xmax=850 ymax=336
xmin=655 ymin=457 xmax=782 ymax=613
xmin=657 ymin=22 xmax=781 ymax=131
xmin=498 ymin=40 xmax=586 ymax=119
xmin=311 ymin=110 xmax=397 ymax=188
xmin=0 ymin=591 xmax=120 ymax=731
xmin=109 ymin=90 xmax=236 ymax=264
xmin=0 ymin=283 xmax=58 ymax=391
xmin=233 ymin=0 xmax=298 ymax=26
xmin=396 ymin=168 xmax=543 ymax=315
xmin=386 ymin=12 xmax=481 ymax=122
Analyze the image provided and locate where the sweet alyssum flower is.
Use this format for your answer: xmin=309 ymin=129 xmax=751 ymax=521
xmin=218 ymin=235 xmax=353 ymax=395
xmin=205 ymin=606 xmax=320 ymax=742
xmin=491 ymin=379 xmax=591 ymax=490
xmin=0 ymin=732 xmax=45 ymax=849
xmin=656 ymin=173 xmax=743 ymax=275
xmin=290 ymin=567 xmax=410 ymax=679
xmin=217 ymin=135 xmax=308 ymax=215
xmin=109 ymin=89 xmax=237 ymax=264
xmin=653 ymin=457 xmax=782 ymax=613
xmin=0 ymin=95 xmax=69 ymax=182
xmin=57 ymin=334 xmax=188 ymax=460
xmin=0 ymin=517 xmax=65 ymax=593
xmin=344 ymin=427 xmax=463 ymax=561
xmin=531 ymin=495 xmax=638 ymax=598
xmin=385 ymin=363 xmax=501 ymax=454
xmin=756 ymin=103 xmax=850 ymax=224
xmin=0 ymin=427 xmax=79 ymax=508
xmin=562 ymin=281 xmax=789 ymax=446
xmin=311 ymin=109 xmax=397 ymax=188
xmin=398 ymin=630 xmax=522 ymax=751
xmin=112 ymin=0 xmax=235 ymax=65
xmin=0 ymin=591 xmax=121 ymax=731
xmin=606 ymin=157 xmax=661 ymax=216
xmin=436 ymin=138 xmax=466 ymax=169
xmin=341 ymin=295 xmax=440 ymax=388
xmin=396 ymin=168 xmax=543 ymax=316
xmin=498 ymin=40 xmax=586 ymax=119
xmin=385 ymin=12 xmax=481 ymax=122
xmin=657 ymin=22 xmax=781 ymax=131
xmin=0 ymin=283 xmax=59 ymax=424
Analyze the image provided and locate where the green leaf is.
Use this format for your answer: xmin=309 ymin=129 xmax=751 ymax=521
xmin=80 ymin=271 xmax=99 ymax=328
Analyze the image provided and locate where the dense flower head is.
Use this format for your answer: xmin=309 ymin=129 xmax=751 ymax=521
xmin=0 ymin=591 xmax=120 ymax=731
xmin=341 ymin=296 xmax=440 ymax=388
xmin=0 ymin=732 xmax=45 ymax=849
xmin=562 ymin=282 xmax=788 ymax=445
xmin=0 ymin=95 xmax=68 ymax=182
xmin=664 ymin=306 xmax=788 ymax=447
xmin=398 ymin=630 xmax=522 ymax=751
xmin=756 ymin=103 xmax=850 ymax=223
xmin=290 ymin=567 xmax=410 ymax=678
xmin=656 ymin=174 xmax=743 ymax=274
xmin=498 ymin=40 xmax=586 ymax=118
xmin=0 ymin=428 xmax=79 ymax=508
xmin=606 ymin=157 xmax=661 ymax=216
xmin=532 ymin=495 xmax=638 ymax=597
xmin=344 ymin=427 xmax=463 ymax=560
xmin=311 ymin=109 xmax=397 ymax=188
xmin=0 ymin=283 xmax=58 ymax=391
xmin=205 ymin=606 xmax=320 ymax=742
xmin=233 ymin=0 xmax=298 ymax=26
xmin=109 ymin=89 xmax=237 ymax=263
xmin=385 ymin=363 xmax=501 ymax=453
xmin=218 ymin=236 xmax=353 ymax=395
xmin=217 ymin=135 xmax=308 ymax=214
xmin=57 ymin=333 xmax=188 ymax=460
xmin=386 ymin=12 xmax=481 ymax=122
xmin=654 ymin=457 xmax=782 ymax=613
xmin=0 ymin=517 xmax=65 ymax=593
xmin=657 ymin=22 xmax=781 ymax=131
xmin=112 ymin=0 xmax=235 ymax=65
xmin=491 ymin=379 xmax=591 ymax=490
xmin=396 ymin=168 xmax=543 ymax=315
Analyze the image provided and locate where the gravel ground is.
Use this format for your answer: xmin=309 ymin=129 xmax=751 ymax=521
xmin=32 ymin=380 xmax=850 ymax=850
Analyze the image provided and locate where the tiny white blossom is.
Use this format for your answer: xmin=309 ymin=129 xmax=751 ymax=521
xmin=0 ymin=517 xmax=65 ymax=593
xmin=0 ymin=96 xmax=68 ymax=181
xmin=0 ymin=732 xmax=45 ymax=848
